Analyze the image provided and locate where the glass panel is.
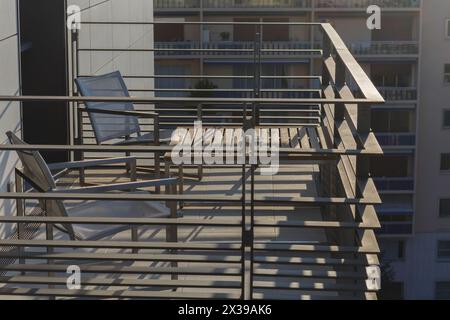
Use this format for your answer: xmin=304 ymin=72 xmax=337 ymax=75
xmin=443 ymin=110 xmax=450 ymax=128
xmin=436 ymin=282 xmax=450 ymax=300
xmin=440 ymin=154 xmax=450 ymax=171
xmin=440 ymin=200 xmax=450 ymax=217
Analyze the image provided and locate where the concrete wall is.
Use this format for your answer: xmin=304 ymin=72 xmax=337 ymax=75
xmin=0 ymin=0 xmax=21 ymax=239
xmin=69 ymin=0 xmax=155 ymax=99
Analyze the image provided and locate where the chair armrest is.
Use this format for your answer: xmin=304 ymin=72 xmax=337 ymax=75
xmin=78 ymin=107 xmax=158 ymax=119
xmin=54 ymin=178 xmax=178 ymax=194
xmin=47 ymin=157 xmax=137 ymax=171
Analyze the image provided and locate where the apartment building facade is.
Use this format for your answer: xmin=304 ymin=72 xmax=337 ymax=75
xmin=153 ymin=0 xmax=449 ymax=299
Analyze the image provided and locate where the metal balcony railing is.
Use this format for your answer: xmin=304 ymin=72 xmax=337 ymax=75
xmin=0 ymin=21 xmax=384 ymax=300
xmin=154 ymin=0 xmax=200 ymax=9
xmin=377 ymin=87 xmax=418 ymax=101
xmin=375 ymin=133 xmax=416 ymax=146
xmin=315 ymin=0 xmax=420 ymax=9
xmin=373 ymin=177 xmax=415 ymax=191
xmin=203 ymin=0 xmax=311 ymax=8
xmin=155 ymin=41 xmax=319 ymax=57
xmin=154 ymin=0 xmax=420 ymax=9
xmin=154 ymin=0 xmax=312 ymax=9
xmin=349 ymin=41 xmax=419 ymax=56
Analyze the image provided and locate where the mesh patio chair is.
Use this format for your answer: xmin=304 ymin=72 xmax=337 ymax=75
xmin=75 ymin=71 xmax=173 ymax=190
xmin=7 ymin=131 xmax=179 ymax=243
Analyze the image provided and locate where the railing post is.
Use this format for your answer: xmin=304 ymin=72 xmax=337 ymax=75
xmin=322 ymin=31 xmax=332 ymax=87
xmin=15 ymin=169 xmax=25 ymax=271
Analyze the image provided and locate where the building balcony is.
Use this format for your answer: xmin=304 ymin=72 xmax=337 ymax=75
xmin=377 ymin=87 xmax=418 ymax=101
xmin=349 ymin=41 xmax=419 ymax=57
xmin=315 ymin=0 xmax=420 ymax=9
xmin=155 ymin=41 xmax=319 ymax=58
xmin=154 ymin=0 xmax=312 ymax=10
xmin=375 ymin=133 xmax=416 ymax=147
xmin=375 ymin=204 xmax=414 ymax=235
xmin=374 ymin=177 xmax=415 ymax=192
xmin=0 ymin=22 xmax=384 ymax=300
xmin=154 ymin=0 xmax=420 ymax=11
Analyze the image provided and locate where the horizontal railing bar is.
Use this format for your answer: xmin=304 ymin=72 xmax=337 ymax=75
xmin=0 ymin=276 xmax=243 ymax=289
xmin=0 ymin=287 xmax=241 ymax=299
xmin=253 ymin=243 xmax=379 ymax=254
xmin=0 ymin=216 xmax=242 ymax=226
xmin=0 ymin=252 xmax=243 ymax=263
xmin=0 ymin=240 xmax=242 ymax=251
xmin=254 ymin=220 xmax=378 ymax=229
xmin=80 ymin=48 xmax=322 ymax=54
xmin=253 ymin=281 xmax=372 ymax=292
xmin=79 ymin=48 xmax=255 ymax=52
xmin=108 ymin=75 xmax=321 ymax=80
xmin=80 ymin=21 xmax=323 ymax=26
xmin=125 ymin=88 xmax=322 ymax=92
xmin=254 ymin=256 xmax=372 ymax=266
xmin=0 ymin=192 xmax=242 ymax=202
xmin=0 ymin=95 xmax=382 ymax=104
xmin=0 ymin=264 xmax=242 ymax=276
xmin=253 ymin=268 xmax=367 ymax=279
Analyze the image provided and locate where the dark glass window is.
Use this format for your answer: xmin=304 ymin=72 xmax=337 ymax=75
xmin=438 ymin=241 xmax=450 ymax=260
xmin=440 ymin=199 xmax=450 ymax=218
xmin=443 ymin=110 xmax=450 ymax=128
xmin=440 ymin=154 xmax=450 ymax=171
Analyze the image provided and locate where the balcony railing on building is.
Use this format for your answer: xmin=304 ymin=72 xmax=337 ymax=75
xmin=377 ymin=87 xmax=417 ymax=101
xmin=375 ymin=133 xmax=416 ymax=147
xmin=349 ymin=41 xmax=419 ymax=56
xmin=315 ymin=0 xmax=420 ymax=9
xmin=154 ymin=0 xmax=420 ymax=10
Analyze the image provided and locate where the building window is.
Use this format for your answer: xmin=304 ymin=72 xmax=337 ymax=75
xmin=440 ymin=154 xmax=450 ymax=171
xmin=445 ymin=64 xmax=450 ymax=85
xmin=437 ymin=241 xmax=450 ymax=260
xmin=440 ymin=199 xmax=450 ymax=218
xmin=446 ymin=19 xmax=450 ymax=39
xmin=443 ymin=110 xmax=450 ymax=129
xmin=436 ymin=282 xmax=450 ymax=300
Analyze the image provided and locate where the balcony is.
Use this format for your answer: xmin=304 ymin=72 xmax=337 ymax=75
xmin=315 ymin=0 xmax=420 ymax=9
xmin=154 ymin=0 xmax=420 ymax=10
xmin=377 ymin=87 xmax=418 ymax=101
xmin=375 ymin=133 xmax=416 ymax=147
xmin=154 ymin=0 xmax=312 ymax=10
xmin=154 ymin=0 xmax=200 ymax=9
xmin=349 ymin=41 xmax=419 ymax=56
xmin=155 ymin=41 xmax=319 ymax=58
xmin=374 ymin=177 xmax=415 ymax=192
xmin=0 ymin=22 xmax=384 ymax=300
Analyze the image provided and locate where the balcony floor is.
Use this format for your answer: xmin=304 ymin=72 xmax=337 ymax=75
xmin=0 ymin=164 xmax=366 ymax=300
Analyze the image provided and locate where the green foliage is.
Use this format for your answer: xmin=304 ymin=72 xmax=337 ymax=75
xmin=191 ymin=79 xmax=218 ymax=98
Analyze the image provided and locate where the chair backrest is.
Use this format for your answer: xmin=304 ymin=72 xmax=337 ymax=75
xmin=6 ymin=132 xmax=75 ymax=239
xmin=75 ymin=71 xmax=141 ymax=144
